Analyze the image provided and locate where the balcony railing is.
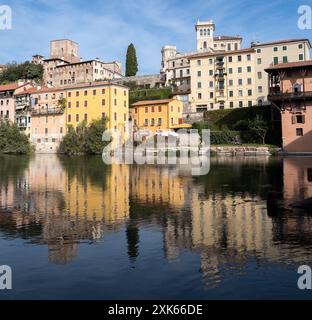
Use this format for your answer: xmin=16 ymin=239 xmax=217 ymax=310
xmin=31 ymin=107 xmax=65 ymax=116
xmin=268 ymin=90 xmax=312 ymax=101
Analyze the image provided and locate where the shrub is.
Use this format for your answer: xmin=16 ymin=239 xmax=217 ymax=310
xmin=0 ymin=120 xmax=32 ymax=154
xmin=210 ymin=131 xmax=241 ymax=145
xmin=58 ymin=119 xmax=109 ymax=155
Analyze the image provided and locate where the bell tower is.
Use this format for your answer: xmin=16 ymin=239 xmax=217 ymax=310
xmin=196 ymin=20 xmax=215 ymax=52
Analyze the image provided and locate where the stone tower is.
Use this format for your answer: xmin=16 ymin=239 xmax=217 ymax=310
xmin=195 ymin=20 xmax=215 ymax=52
xmin=161 ymin=45 xmax=177 ymax=74
xmin=50 ymin=39 xmax=79 ymax=63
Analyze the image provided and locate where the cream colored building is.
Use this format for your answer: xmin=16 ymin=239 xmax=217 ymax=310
xmin=161 ymin=20 xmax=311 ymax=113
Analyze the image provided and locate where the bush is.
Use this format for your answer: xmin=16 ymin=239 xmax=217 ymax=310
xmin=58 ymin=119 xmax=110 ymax=155
xmin=130 ymin=87 xmax=172 ymax=105
xmin=233 ymin=120 xmax=249 ymax=131
xmin=210 ymin=131 xmax=241 ymax=145
xmin=0 ymin=120 xmax=32 ymax=154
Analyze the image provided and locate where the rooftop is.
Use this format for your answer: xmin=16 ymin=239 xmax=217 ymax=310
xmin=131 ymin=99 xmax=175 ymax=107
xmin=214 ymin=35 xmax=242 ymax=41
xmin=265 ymin=60 xmax=312 ymax=71
xmin=251 ymin=38 xmax=312 ymax=48
xmin=0 ymin=83 xmax=22 ymax=92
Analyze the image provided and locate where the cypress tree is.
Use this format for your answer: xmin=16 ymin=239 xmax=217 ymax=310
xmin=125 ymin=43 xmax=138 ymax=77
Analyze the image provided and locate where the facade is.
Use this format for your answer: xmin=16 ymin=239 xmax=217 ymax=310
xmin=0 ymin=83 xmax=23 ymax=123
xmin=65 ymin=81 xmax=129 ymax=143
xmin=130 ymin=98 xmax=190 ymax=133
xmin=14 ymin=84 xmax=36 ymax=136
xmin=266 ymin=60 xmax=312 ymax=153
xmin=189 ymin=48 xmax=256 ymax=112
xmin=161 ymin=20 xmax=311 ymax=114
xmin=30 ymin=87 xmax=66 ymax=153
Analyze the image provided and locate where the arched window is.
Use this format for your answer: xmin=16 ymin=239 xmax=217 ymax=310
xmin=293 ymin=83 xmax=302 ymax=93
xmin=200 ymin=29 xmax=203 ymax=36
xmin=203 ymin=41 xmax=207 ymax=49
xmin=203 ymin=29 xmax=206 ymax=36
xmin=207 ymin=28 xmax=210 ymax=36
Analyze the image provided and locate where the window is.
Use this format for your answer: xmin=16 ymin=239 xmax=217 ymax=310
xmin=158 ymin=106 xmax=162 ymax=112
xmin=84 ymin=114 xmax=88 ymax=121
xmin=248 ymin=89 xmax=253 ymax=96
xmin=102 ymin=99 xmax=105 ymax=106
xmin=230 ymin=102 xmax=234 ymax=108
xmin=210 ymin=92 xmax=214 ymax=98
xmin=237 ymin=55 xmax=242 ymax=62
xmin=273 ymin=57 xmax=279 ymax=64
xmin=68 ymin=92 xmax=72 ymax=98
xmin=210 ymin=103 xmax=214 ymax=109
xmin=209 ymin=81 xmax=214 ymax=88
xmin=257 ymin=49 xmax=261 ymax=53
xmin=145 ymin=107 xmax=148 ymax=113
xmin=209 ymin=59 xmax=213 ymax=64
xmin=76 ymin=101 xmax=79 ymax=108
xmin=102 ymin=112 xmax=106 ymax=119
xmin=197 ymin=60 xmax=201 ymax=66
xmin=283 ymin=46 xmax=287 ymax=51
xmin=229 ymin=68 xmax=233 ymax=74
xmin=152 ymin=106 xmax=155 ymax=113
xmin=76 ymin=114 xmax=79 ymax=122
xmin=84 ymin=90 xmax=88 ymax=96
xmin=238 ymin=90 xmax=243 ymax=97
xmin=274 ymin=47 xmax=278 ymax=52
xmin=229 ymin=91 xmax=233 ymax=97
xmin=145 ymin=119 xmax=148 ymax=126
xmin=68 ymin=101 xmax=71 ymax=108
xmin=76 ymin=91 xmax=79 ymax=97
xmin=296 ymin=128 xmax=303 ymax=136
xmin=93 ymin=89 xmax=96 ymax=96
xmin=45 ymin=128 xmax=48 ymax=135
xmin=198 ymin=93 xmax=202 ymax=99
xmin=227 ymin=43 xmax=231 ymax=51
xmin=197 ymin=82 xmax=202 ymax=89
xmin=209 ymin=70 xmax=213 ymax=76
xmin=283 ymin=56 xmax=288 ymax=63
xmin=247 ymin=54 xmax=251 ymax=61
xmin=114 ymin=99 xmax=117 ymax=106
xmin=84 ymin=101 xmax=88 ymax=107
xmin=238 ymin=67 xmax=242 ymax=73
xmin=299 ymin=44 xmax=303 ymax=49
xmin=258 ymin=72 xmax=262 ymax=79
xmin=151 ymin=118 xmax=155 ymax=126
xmin=247 ymin=66 xmax=252 ymax=72
xmin=238 ymin=79 xmax=243 ymax=86
xmin=258 ymin=86 xmax=263 ymax=93
xmin=239 ymin=101 xmax=243 ymax=108
xmin=248 ymin=101 xmax=252 ymax=107
xmin=158 ymin=118 xmax=162 ymax=126
xmin=197 ymin=71 xmax=202 ymax=77
xmin=247 ymin=78 xmax=252 ymax=85
xmin=114 ymin=112 xmax=117 ymax=121
xmin=293 ymin=114 xmax=305 ymax=124
xmin=299 ymin=54 xmax=304 ymax=61
xmin=68 ymin=115 xmax=71 ymax=122
xmin=229 ymin=79 xmax=233 ymax=86
xmin=257 ymin=58 xmax=262 ymax=64
xmin=228 ymin=56 xmax=233 ymax=63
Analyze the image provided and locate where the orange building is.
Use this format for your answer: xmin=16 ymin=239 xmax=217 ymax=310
xmin=267 ymin=60 xmax=312 ymax=153
xmin=131 ymin=99 xmax=191 ymax=134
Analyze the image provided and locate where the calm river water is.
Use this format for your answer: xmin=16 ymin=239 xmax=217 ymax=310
xmin=1 ymin=154 xmax=312 ymax=299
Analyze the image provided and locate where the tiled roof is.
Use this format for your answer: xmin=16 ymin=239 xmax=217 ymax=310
xmin=0 ymin=83 xmax=20 ymax=92
xmin=189 ymin=47 xmax=255 ymax=59
xmin=265 ymin=60 xmax=312 ymax=71
xmin=214 ymin=35 xmax=242 ymax=41
xmin=251 ymin=38 xmax=311 ymax=48
xmin=131 ymin=99 xmax=174 ymax=107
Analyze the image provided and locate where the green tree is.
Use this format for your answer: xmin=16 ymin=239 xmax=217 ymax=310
xmin=125 ymin=43 xmax=138 ymax=77
xmin=0 ymin=61 xmax=43 ymax=84
xmin=84 ymin=119 xmax=108 ymax=154
xmin=0 ymin=120 xmax=32 ymax=154
xmin=248 ymin=115 xmax=269 ymax=145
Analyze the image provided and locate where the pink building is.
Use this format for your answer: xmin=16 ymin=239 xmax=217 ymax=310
xmin=266 ymin=60 xmax=312 ymax=153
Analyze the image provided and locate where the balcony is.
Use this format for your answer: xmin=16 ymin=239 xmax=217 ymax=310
xmin=31 ymin=107 xmax=65 ymax=116
xmin=268 ymin=90 xmax=312 ymax=102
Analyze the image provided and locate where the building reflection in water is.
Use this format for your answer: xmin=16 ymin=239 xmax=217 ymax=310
xmin=1 ymin=155 xmax=312 ymax=288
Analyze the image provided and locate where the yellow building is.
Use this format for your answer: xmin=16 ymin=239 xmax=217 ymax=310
xmin=65 ymin=81 xmax=129 ymax=142
xmin=131 ymin=98 xmax=190 ymax=133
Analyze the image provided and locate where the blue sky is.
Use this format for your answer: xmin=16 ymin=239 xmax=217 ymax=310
xmin=0 ymin=0 xmax=311 ymax=74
